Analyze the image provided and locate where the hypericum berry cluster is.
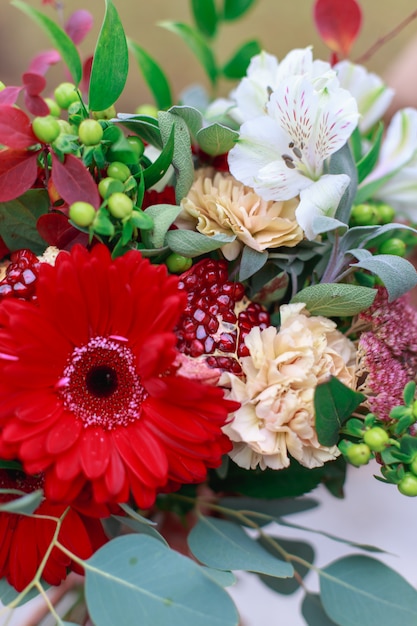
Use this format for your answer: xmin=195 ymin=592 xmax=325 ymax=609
xmin=0 ymin=249 xmax=40 ymax=301
xmin=175 ymin=258 xmax=270 ymax=374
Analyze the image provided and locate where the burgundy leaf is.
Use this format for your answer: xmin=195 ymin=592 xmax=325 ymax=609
xmin=313 ymin=0 xmax=362 ymax=57
xmin=22 ymin=72 xmax=46 ymax=97
xmin=24 ymin=93 xmax=50 ymax=117
xmin=37 ymin=212 xmax=89 ymax=249
xmin=0 ymin=149 xmax=40 ymax=202
xmin=0 ymin=86 xmax=22 ymax=106
xmin=51 ymin=153 xmax=100 ymax=209
xmin=0 ymin=105 xmax=37 ymax=149
xmin=81 ymin=55 xmax=93 ymax=97
xmin=65 ymin=10 xmax=94 ymax=45
xmin=28 ymin=50 xmax=61 ymax=76
xmin=0 ymin=237 xmax=10 ymax=260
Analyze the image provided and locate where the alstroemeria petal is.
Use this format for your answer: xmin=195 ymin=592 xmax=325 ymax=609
xmin=296 ymin=174 xmax=350 ymax=240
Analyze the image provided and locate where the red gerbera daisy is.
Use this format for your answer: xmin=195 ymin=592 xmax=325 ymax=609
xmin=0 ymin=469 xmax=108 ymax=591
xmin=0 ymin=245 xmax=236 ymax=509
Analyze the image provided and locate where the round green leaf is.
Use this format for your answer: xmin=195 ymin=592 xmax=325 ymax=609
xmin=320 ymin=555 xmax=417 ymax=626
xmin=85 ymin=535 xmax=239 ymax=626
xmin=291 ymin=283 xmax=377 ymax=316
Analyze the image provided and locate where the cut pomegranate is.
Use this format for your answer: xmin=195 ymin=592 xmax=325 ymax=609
xmin=175 ymin=258 xmax=270 ymax=374
xmin=0 ymin=249 xmax=40 ymax=301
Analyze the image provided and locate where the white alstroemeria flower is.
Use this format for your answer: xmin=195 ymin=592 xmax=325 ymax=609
xmin=297 ymin=174 xmax=350 ymax=240
xmin=228 ymin=75 xmax=358 ymax=236
xmin=359 ymin=108 xmax=417 ymax=219
xmin=335 ymin=61 xmax=394 ymax=134
xmin=230 ymin=47 xmax=337 ymax=123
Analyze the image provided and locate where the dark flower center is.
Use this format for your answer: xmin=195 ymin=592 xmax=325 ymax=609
xmin=59 ymin=336 xmax=148 ymax=430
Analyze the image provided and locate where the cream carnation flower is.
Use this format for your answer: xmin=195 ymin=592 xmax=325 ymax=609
xmin=221 ymin=303 xmax=356 ymax=470
xmin=179 ymin=168 xmax=303 ymax=260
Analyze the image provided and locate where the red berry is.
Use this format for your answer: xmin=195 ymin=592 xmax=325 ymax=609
xmin=175 ymin=258 xmax=270 ymax=374
xmin=0 ymin=249 xmax=40 ymax=301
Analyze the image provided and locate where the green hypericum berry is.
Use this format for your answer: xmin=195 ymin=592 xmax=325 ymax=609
xmin=91 ymin=106 xmax=116 ymax=120
xmin=107 ymin=193 xmax=134 ymax=219
xmin=126 ymin=135 xmax=145 ymax=159
xmin=44 ymin=97 xmax=61 ymax=118
xmin=78 ymin=119 xmax=104 ymax=146
xmin=69 ymin=201 xmax=96 ymax=227
xmin=350 ymin=204 xmax=379 ymax=226
xmin=363 ymin=426 xmax=389 ymax=452
xmin=107 ymin=161 xmax=131 ymax=182
xmin=379 ymin=238 xmax=407 ymax=257
xmin=56 ymin=119 xmax=74 ymax=135
xmin=0 ymin=81 xmax=5 ymax=91
xmin=32 ymin=115 xmax=61 ymax=144
xmin=346 ymin=443 xmax=371 ymax=467
xmin=398 ymin=473 xmax=417 ymax=497
xmin=376 ymin=203 xmax=395 ymax=224
xmin=166 ymin=253 xmax=193 ymax=273
xmin=98 ymin=177 xmax=124 ymax=199
xmin=54 ymin=82 xmax=79 ymax=109
xmin=410 ymin=455 xmax=417 ymax=476
xmin=134 ymin=104 xmax=158 ymax=118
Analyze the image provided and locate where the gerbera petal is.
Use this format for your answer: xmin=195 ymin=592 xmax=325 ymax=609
xmin=46 ymin=412 xmax=82 ymax=454
xmin=79 ymin=427 xmax=110 ymax=479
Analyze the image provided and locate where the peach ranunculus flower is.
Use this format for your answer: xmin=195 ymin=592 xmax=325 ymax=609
xmin=220 ymin=302 xmax=356 ymax=470
xmin=179 ymin=167 xmax=303 ymax=260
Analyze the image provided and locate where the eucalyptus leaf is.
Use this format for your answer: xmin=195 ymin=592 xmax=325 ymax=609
xmin=352 ymin=254 xmax=417 ymax=301
xmin=258 ymin=537 xmax=314 ymax=595
xmin=239 ymin=246 xmax=268 ymax=281
xmin=0 ymin=189 xmax=49 ymax=253
xmin=188 ymin=517 xmax=294 ymax=578
xmin=218 ymin=496 xmax=319 ymax=523
xmin=0 ymin=578 xmax=42 ymax=607
xmin=302 ymin=593 xmax=338 ymax=626
xmin=11 ymin=0 xmax=82 ymax=84
xmin=118 ymin=503 xmax=158 ymax=525
xmin=159 ymin=22 xmax=218 ymax=85
xmin=201 ymin=567 xmax=236 ymax=587
xmin=196 ymin=123 xmax=239 ymax=156
xmin=320 ymin=555 xmax=417 ymax=626
xmin=112 ymin=516 xmax=168 ymax=545
xmin=145 ymin=203 xmax=183 ymax=248
xmin=191 ymin=0 xmax=218 ymax=38
xmin=128 ymin=40 xmax=173 ymax=110
xmin=85 ymin=535 xmax=239 ymax=626
xmin=158 ymin=111 xmax=194 ymax=201
xmin=314 ymin=376 xmax=365 ymax=446
xmin=0 ymin=489 xmax=43 ymax=514
xmin=89 ymin=0 xmax=129 ymax=111
xmin=222 ymin=40 xmax=262 ymax=79
xmin=329 ymin=143 xmax=358 ymax=224
xmin=166 ymin=230 xmax=235 ymax=257
xmin=291 ymin=283 xmax=377 ymax=317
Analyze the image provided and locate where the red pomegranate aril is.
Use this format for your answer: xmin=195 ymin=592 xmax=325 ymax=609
xmin=175 ymin=258 xmax=271 ymax=375
xmin=0 ymin=249 xmax=40 ymax=301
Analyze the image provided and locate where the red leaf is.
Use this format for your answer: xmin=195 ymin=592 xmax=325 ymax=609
xmin=81 ymin=55 xmax=93 ymax=97
xmin=22 ymin=72 xmax=46 ymax=97
xmin=28 ymin=50 xmax=61 ymax=76
xmin=65 ymin=10 xmax=94 ymax=45
xmin=0 ymin=86 xmax=22 ymax=106
xmin=313 ymin=0 xmax=362 ymax=57
xmin=0 ymin=105 xmax=37 ymax=149
xmin=37 ymin=212 xmax=89 ymax=249
xmin=24 ymin=93 xmax=50 ymax=117
xmin=51 ymin=153 xmax=100 ymax=209
xmin=0 ymin=149 xmax=40 ymax=202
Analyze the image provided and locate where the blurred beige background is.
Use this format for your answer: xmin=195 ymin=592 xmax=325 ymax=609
xmin=1 ymin=0 xmax=417 ymax=111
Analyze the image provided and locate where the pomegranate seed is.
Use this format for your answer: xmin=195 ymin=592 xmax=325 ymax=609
xmin=0 ymin=249 xmax=40 ymax=301
xmin=175 ymin=258 xmax=270 ymax=375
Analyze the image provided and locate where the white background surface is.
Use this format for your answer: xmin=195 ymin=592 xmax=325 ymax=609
xmin=1 ymin=461 xmax=416 ymax=626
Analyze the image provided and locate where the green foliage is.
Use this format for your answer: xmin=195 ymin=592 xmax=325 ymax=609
xmin=166 ymin=229 xmax=235 ymax=257
xmin=158 ymin=110 xmax=194 ymax=201
xmin=85 ymin=535 xmax=239 ymax=626
xmin=188 ymin=516 xmax=294 ymax=577
xmin=257 ymin=537 xmax=314 ymax=595
xmin=329 ymin=143 xmax=358 ymax=225
xmin=356 ymin=122 xmax=384 ymax=183
xmin=0 ymin=489 xmax=43 ymax=514
xmin=191 ymin=0 xmax=218 ymax=38
xmin=320 ymin=555 xmax=417 ymax=626
xmin=0 ymin=189 xmax=49 ymax=254
xmin=11 ymin=0 xmax=82 ymax=84
xmin=89 ymin=0 xmax=129 ymax=111
xmin=239 ymin=246 xmax=268 ymax=281
xmin=196 ymin=123 xmax=239 ymax=156
xmin=223 ymin=0 xmax=257 ymax=20
xmin=291 ymin=283 xmax=377 ymax=317
xmin=302 ymin=594 xmax=338 ymax=626
xmin=128 ymin=41 xmax=173 ymax=110
xmin=314 ymin=377 xmax=365 ymax=447
xmin=352 ymin=254 xmax=417 ymax=301
xmin=222 ymin=40 xmax=262 ymax=78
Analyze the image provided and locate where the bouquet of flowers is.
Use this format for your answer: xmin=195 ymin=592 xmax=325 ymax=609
xmin=1 ymin=0 xmax=417 ymax=624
